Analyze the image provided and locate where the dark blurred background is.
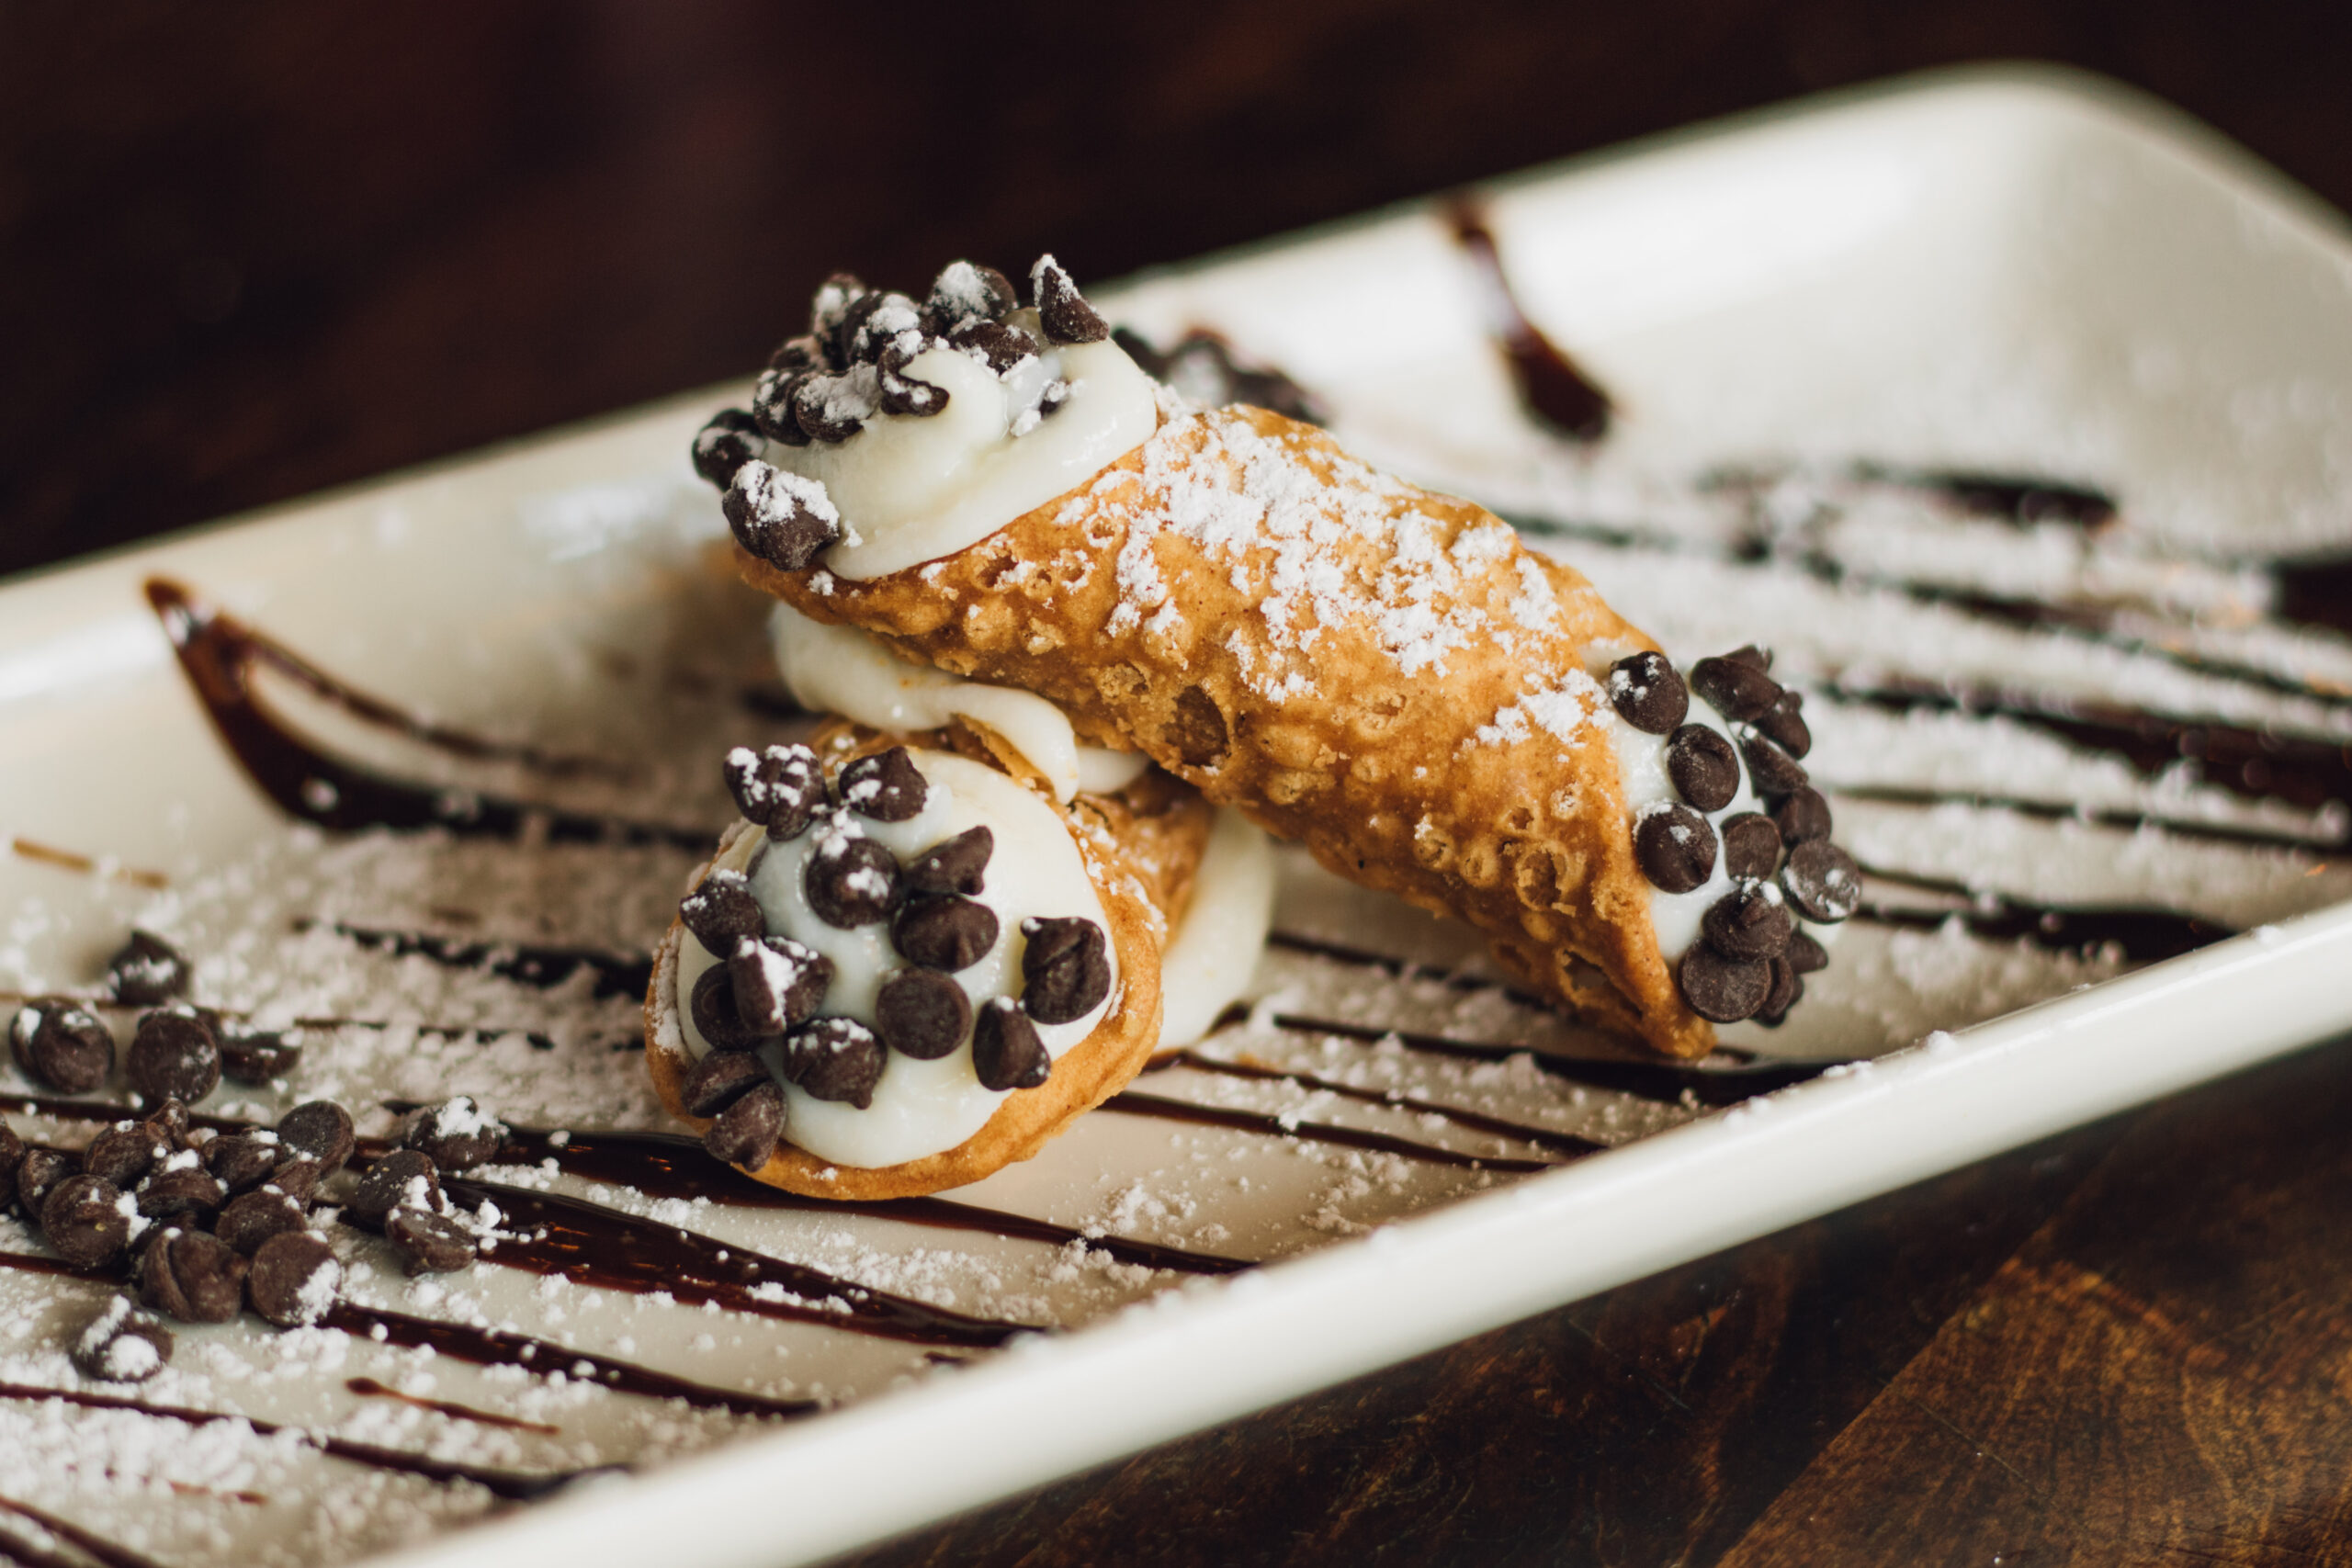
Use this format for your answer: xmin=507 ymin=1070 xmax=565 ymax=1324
xmin=4 ymin=0 xmax=2350 ymax=580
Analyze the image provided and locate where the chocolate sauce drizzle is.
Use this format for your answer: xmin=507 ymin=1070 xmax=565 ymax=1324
xmin=1100 ymin=1090 xmax=1556 ymax=1174
xmin=1446 ymin=202 xmax=1612 ymax=442
xmin=344 ymin=1376 xmax=560 ymax=1435
xmin=1827 ymin=785 xmax=2340 ymax=852
xmin=1854 ymin=864 xmax=2233 ymax=964
xmin=1851 ymin=463 xmax=2119 ymax=528
xmin=1142 ymin=1049 xmax=1608 ymax=1158
xmin=0 ymin=1494 xmax=167 ymax=1568
xmin=307 ymin=919 xmax=653 ymax=1003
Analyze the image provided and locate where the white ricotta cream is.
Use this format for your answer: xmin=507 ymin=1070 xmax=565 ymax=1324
xmin=1158 ymin=807 xmax=1277 ymax=1045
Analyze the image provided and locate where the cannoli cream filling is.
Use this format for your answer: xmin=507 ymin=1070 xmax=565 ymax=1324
xmin=1159 ymin=807 xmax=1278 ymax=1046
xmin=771 ymin=321 xmax=1159 ymax=581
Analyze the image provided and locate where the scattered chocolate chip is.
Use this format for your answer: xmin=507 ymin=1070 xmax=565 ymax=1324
xmin=1755 ymin=956 xmax=1803 ymax=1027
xmin=1690 ymin=655 xmax=1782 ymax=724
xmin=838 ymin=747 xmax=928 ymax=822
xmin=217 ymin=1023 xmax=300 ymax=1085
xmin=790 ymin=370 xmax=876 ymax=444
xmin=1667 ymin=725 xmax=1742 ymax=813
xmin=926 ymin=261 xmax=1020 ymax=334
xmin=1725 ymin=644 xmax=1773 ymax=671
xmin=691 ymin=409 xmax=765 ymax=489
xmin=892 ymin=896 xmax=1000 ymax=973
xmin=385 ymin=1208 xmax=478 ymax=1277
xmin=1019 ymin=917 xmax=1112 ymax=1024
xmin=703 ymin=1081 xmax=784 ymax=1168
xmin=1738 ymin=730 xmax=1810 ymax=799
xmin=1755 ymin=690 xmax=1811 ymax=759
xmin=127 ymin=1010 xmax=220 ymax=1105
xmin=902 ymin=826 xmax=992 ymax=897
xmin=782 ymin=1017 xmax=887 ymax=1108
xmin=84 ymin=1121 xmax=167 ymax=1188
xmin=345 ymin=1149 xmax=441 ymax=1231
xmin=680 ymin=1051 xmax=773 ymax=1119
xmin=752 ymin=367 xmax=813 ymax=446
xmin=13 ymin=1001 xmax=113 ymax=1094
xmin=1781 ymin=840 xmax=1862 ymax=923
xmin=247 ymin=1230 xmax=341 ymax=1325
xmin=724 ymin=742 xmax=827 ymax=840
xmin=724 ymin=460 xmax=842 ymax=570
xmin=135 ymin=1160 xmax=223 ymax=1222
xmin=1702 ymin=883 xmax=1795 ymax=961
xmin=107 ymin=931 xmax=190 ymax=1006
xmin=804 ymin=828 xmax=900 ymax=929
xmin=215 ymin=1188 xmax=307 ymax=1256
xmin=947 ymin=318 xmax=1041 ymax=375
xmin=0 ymin=1122 xmax=20 ymax=1213
xmin=44 ymin=1175 xmax=132 ymax=1269
xmin=72 ymin=1297 xmax=173 ymax=1382
xmin=690 ymin=963 xmax=764 ymax=1051
xmin=203 ymin=1131 xmax=285 ymax=1195
xmin=401 ymin=1097 xmax=506 ymax=1173
xmin=275 ymin=1101 xmax=356 ymax=1175
xmin=875 ymin=970 xmax=973 ymax=1061
xmin=1720 ymin=812 xmax=1782 ymax=882
xmin=729 ymin=934 xmax=833 ymax=1035
xmin=680 ymin=869 xmax=765 ymax=955
xmin=1605 ymin=652 xmax=1689 ymax=734
xmin=1633 ymin=805 xmax=1718 ymax=895
xmin=1786 ymin=930 xmax=1831 ymax=976
xmin=265 ymin=1157 xmax=322 ymax=1208
xmin=17 ymin=1149 xmax=72 ymax=1220
xmin=1771 ymin=786 xmax=1833 ymax=845
xmin=1677 ymin=945 xmax=1772 ymax=1023
xmin=1032 ymin=255 xmax=1109 ymax=344
xmin=972 ymin=999 xmax=1050 ymax=1091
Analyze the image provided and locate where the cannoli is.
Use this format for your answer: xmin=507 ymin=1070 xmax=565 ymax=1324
xmin=690 ymin=260 xmax=1860 ymax=1059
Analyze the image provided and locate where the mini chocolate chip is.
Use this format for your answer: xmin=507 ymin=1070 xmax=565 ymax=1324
xmin=752 ymin=367 xmax=813 ymax=446
xmin=724 ymin=460 xmax=842 ymax=570
xmin=831 ymin=288 xmax=895 ymax=366
xmin=1755 ymin=690 xmax=1810 ymax=758
xmin=781 ymin=1017 xmax=886 ymax=1108
xmin=690 ymin=963 xmax=764 ymax=1051
xmin=1018 ymin=917 xmax=1112 ymax=1024
xmin=385 ymin=1208 xmax=478 ymax=1277
xmin=902 ymin=826 xmax=992 ymax=897
xmin=1781 ymin=840 xmax=1862 ymax=923
xmin=44 ymin=1175 xmax=132 ymax=1269
xmin=345 ymin=1149 xmax=442 ymax=1231
xmin=203 ymin=1131 xmax=285 ymax=1195
xmin=724 ymin=742 xmax=826 ymax=840
xmin=72 ymin=1298 xmax=173 ymax=1382
xmin=810 ymin=271 xmax=868 ymax=344
xmin=1771 ymin=786 xmax=1834 ymax=845
xmin=247 ymin=1230 xmax=341 ymax=1325
xmin=1605 ymin=652 xmax=1689 ymax=734
xmin=215 ymin=1188 xmax=307 ymax=1256
xmin=217 ymin=1023 xmax=300 ymax=1084
xmin=1738 ymin=730 xmax=1810 ymax=799
xmin=878 ymin=341 xmax=950 ymax=417
xmin=1786 ymin=930 xmax=1831 ymax=975
xmin=768 ymin=333 xmax=827 ymax=375
xmin=1032 ymin=255 xmax=1109 ymax=344
xmin=680 ymin=869 xmax=765 ymax=955
xmin=401 ymin=1097 xmax=506 ymax=1173
xmin=729 ymin=934 xmax=833 ymax=1035
xmin=265 ymin=1157 xmax=322 ymax=1208
xmin=892 ymin=896 xmax=999 ymax=973
xmin=136 ymin=1161 xmax=223 ymax=1221
xmin=1755 ymin=956 xmax=1803 ymax=1028
xmin=84 ymin=1121 xmax=167 ymax=1188
xmin=681 ymin=1051 xmax=772 ymax=1119
xmin=703 ymin=1081 xmax=784 ymax=1168
xmin=691 ymin=409 xmax=765 ymax=489
xmin=1677 ymin=945 xmax=1772 ymax=1023
xmin=0 ymin=1122 xmax=19 ymax=1213
xmin=1702 ymin=883 xmax=1795 ymax=961
xmin=1667 ymin=725 xmax=1742 ymax=813
xmin=275 ymin=1101 xmax=356 ymax=1175
xmin=13 ymin=1001 xmax=114 ymax=1094
xmin=948 ymin=318 xmax=1041 ymax=375
xmin=107 ymin=931 xmax=190 ymax=1006
xmin=1690 ymin=655 xmax=1782 ymax=724
xmin=838 ymin=747 xmax=928 ymax=822
xmin=791 ymin=370 xmax=874 ymax=444
xmin=1725 ymin=644 xmax=1772 ymax=671
xmin=972 ymin=999 xmax=1050 ymax=1091
xmin=1633 ymin=805 xmax=1718 ymax=895
xmin=875 ymin=970 xmax=973 ymax=1061
xmin=17 ymin=1149 xmax=72 ymax=1220
xmin=143 ymin=1099 xmax=191 ymax=1149
xmin=127 ymin=1010 xmax=220 ymax=1105
xmin=804 ymin=827 xmax=900 ymax=929
xmin=926 ymin=261 xmax=1020 ymax=334
xmin=1720 ymin=812 xmax=1782 ymax=882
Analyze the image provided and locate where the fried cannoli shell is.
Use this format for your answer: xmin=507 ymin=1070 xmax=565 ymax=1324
xmin=741 ymin=405 xmax=1714 ymax=1057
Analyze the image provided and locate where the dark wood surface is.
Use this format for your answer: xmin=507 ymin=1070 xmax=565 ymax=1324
xmin=8 ymin=6 xmax=2352 ymax=1564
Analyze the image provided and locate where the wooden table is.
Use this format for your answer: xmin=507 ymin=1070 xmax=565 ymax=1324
xmin=6 ymin=7 xmax=2350 ymax=1563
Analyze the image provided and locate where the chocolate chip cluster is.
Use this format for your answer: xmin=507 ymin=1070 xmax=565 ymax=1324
xmin=1108 ymin=326 xmax=1326 ymax=426
xmin=8 ymin=931 xmax=300 ymax=1100
xmin=1607 ymin=647 xmax=1862 ymax=1028
xmin=678 ymin=742 xmax=1114 ymax=1170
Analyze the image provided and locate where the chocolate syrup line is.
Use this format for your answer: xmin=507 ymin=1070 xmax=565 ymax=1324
xmin=0 ymin=1514 xmax=94 ymax=1568
xmin=144 ymin=579 xmax=709 ymax=851
xmin=0 ymin=1495 xmax=167 ymax=1568
xmin=1141 ymin=1049 xmax=1609 ymax=1158
xmin=2276 ymin=558 xmax=2352 ymax=640
xmin=1848 ymin=462 xmax=2120 ymax=528
xmin=1851 ymin=865 xmax=2235 ymax=964
xmin=1828 ymin=784 xmax=2342 ymax=852
xmin=301 ymin=919 xmax=653 ymax=1002
xmin=1100 ymin=1090 xmax=1557 ymax=1174
xmin=1264 ymin=930 xmax=1554 ymax=1010
xmin=344 ymin=1377 xmax=561 ymax=1435
xmin=7 ymin=840 xmax=169 ymax=891
xmin=1445 ymin=201 xmax=1612 ymax=442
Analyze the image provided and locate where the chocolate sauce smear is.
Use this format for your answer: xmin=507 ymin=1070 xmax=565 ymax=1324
xmin=309 ymin=919 xmax=654 ymax=1002
xmin=1855 ymin=463 xmax=2119 ymax=528
xmin=344 ymin=1376 xmax=560 ymax=1435
xmin=2274 ymin=557 xmax=2352 ymax=639
xmin=1102 ymin=1090 xmax=1556 ymax=1174
xmin=1446 ymin=202 xmax=1612 ymax=442
xmin=1142 ymin=1049 xmax=1607 ymax=1158
xmin=1855 ymin=864 xmax=2232 ymax=964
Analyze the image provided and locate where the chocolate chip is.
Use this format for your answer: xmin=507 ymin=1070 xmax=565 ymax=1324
xmin=724 ymin=460 xmax=842 ymax=570
xmin=1771 ymin=786 xmax=1833 ymax=845
xmin=903 ymin=826 xmax=992 ymax=897
xmin=215 ymin=1188 xmax=307 ymax=1256
xmin=72 ymin=1298 xmax=173 ymax=1382
xmin=1032 ymin=255 xmax=1109 ymax=344
xmin=782 ymin=1017 xmax=887 ymax=1108
xmin=875 ymin=970 xmax=973 ymax=1060
xmin=203 ymin=1131 xmax=284 ymax=1195
xmin=972 ymin=998 xmax=1050 ymax=1091
xmin=13 ymin=1001 xmax=114 ymax=1093
xmin=247 ymin=1231 xmax=341 ymax=1325
xmin=724 ymin=742 xmax=827 ymax=840
xmin=275 ymin=1101 xmax=356 ymax=1175
xmin=691 ymin=409 xmax=765 ymax=489
xmin=1018 ymin=917 xmax=1112 ymax=1024
xmin=218 ymin=1023 xmax=300 ymax=1085
xmin=1690 ymin=655 xmax=1782 ymax=724
xmin=728 ymin=934 xmax=833 ymax=1035
xmin=1605 ymin=652 xmax=1689 ymax=734
xmin=810 ymin=272 xmax=868 ymax=344
xmin=1633 ymin=805 xmax=1717 ymax=895
xmin=1781 ymin=840 xmax=1862 ymax=923
xmin=1725 ymin=644 xmax=1773 ymax=671
xmin=1755 ymin=690 xmax=1810 ymax=759
xmin=681 ymin=1050 xmax=773 ymax=1118
xmin=833 ymin=289 xmax=908 ymax=366
xmin=680 ymin=869 xmax=764 ymax=956
xmin=947 ymin=319 xmax=1041 ymax=375
xmin=0 ymin=1122 xmax=19 ymax=1213
xmin=892 ymin=896 xmax=999 ymax=973
xmin=1667 ymin=725 xmax=1742 ymax=813
xmin=1786 ymin=930 xmax=1831 ymax=976
xmin=926 ymin=261 xmax=1020 ymax=334
xmin=43 ymin=1175 xmax=132 ymax=1269
xmin=804 ymin=827 xmax=899 ymax=929
xmin=752 ymin=367 xmax=813 ymax=446
xmin=345 ymin=1149 xmax=441 ymax=1231
xmin=703 ymin=1081 xmax=784 ymax=1168
xmin=1720 ymin=812 xmax=1782 ymax=882
xmin=401 ymin=1097 xmax=506 ymax=1173
xmin=263 ymin=1157 xmax=322 ymax=1208
xmin=877 ymin=341 xmax=950 ymax=417
xmin=127 ymin=1010 xmax=220 ymax=1106
xmin=136 ymin=1161 xmax=223 ymax=1222
xmin=1702 ymin=883 xmax=1795 ymax=961
xmin=791 ymin=370 xmax=875 ymax=444
xmin=107 ymin=931 xmax=189 ymax=1006
xmin=1755 ymin=956 xmax=1803 ymax=1028
xmin=84 ymin=1121 xmax=167 ymax=1188
xmin=385 ymin=1208 xmax=478 ymax=1277
xmin=17 ymin=1149 xmax=72 ymax=1220
xmin=1738 ymin=729 xmax=1810 ymax=799
xmin=690 ymin=963 xmax=764 ymax=1052
xmin=1677 ymin=945 xmax=1772 ymax=1023
xmin=838 ymin=746 xmax=928 ymax=822
xmin=769 ymin=334 xmax=827 ymax=375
